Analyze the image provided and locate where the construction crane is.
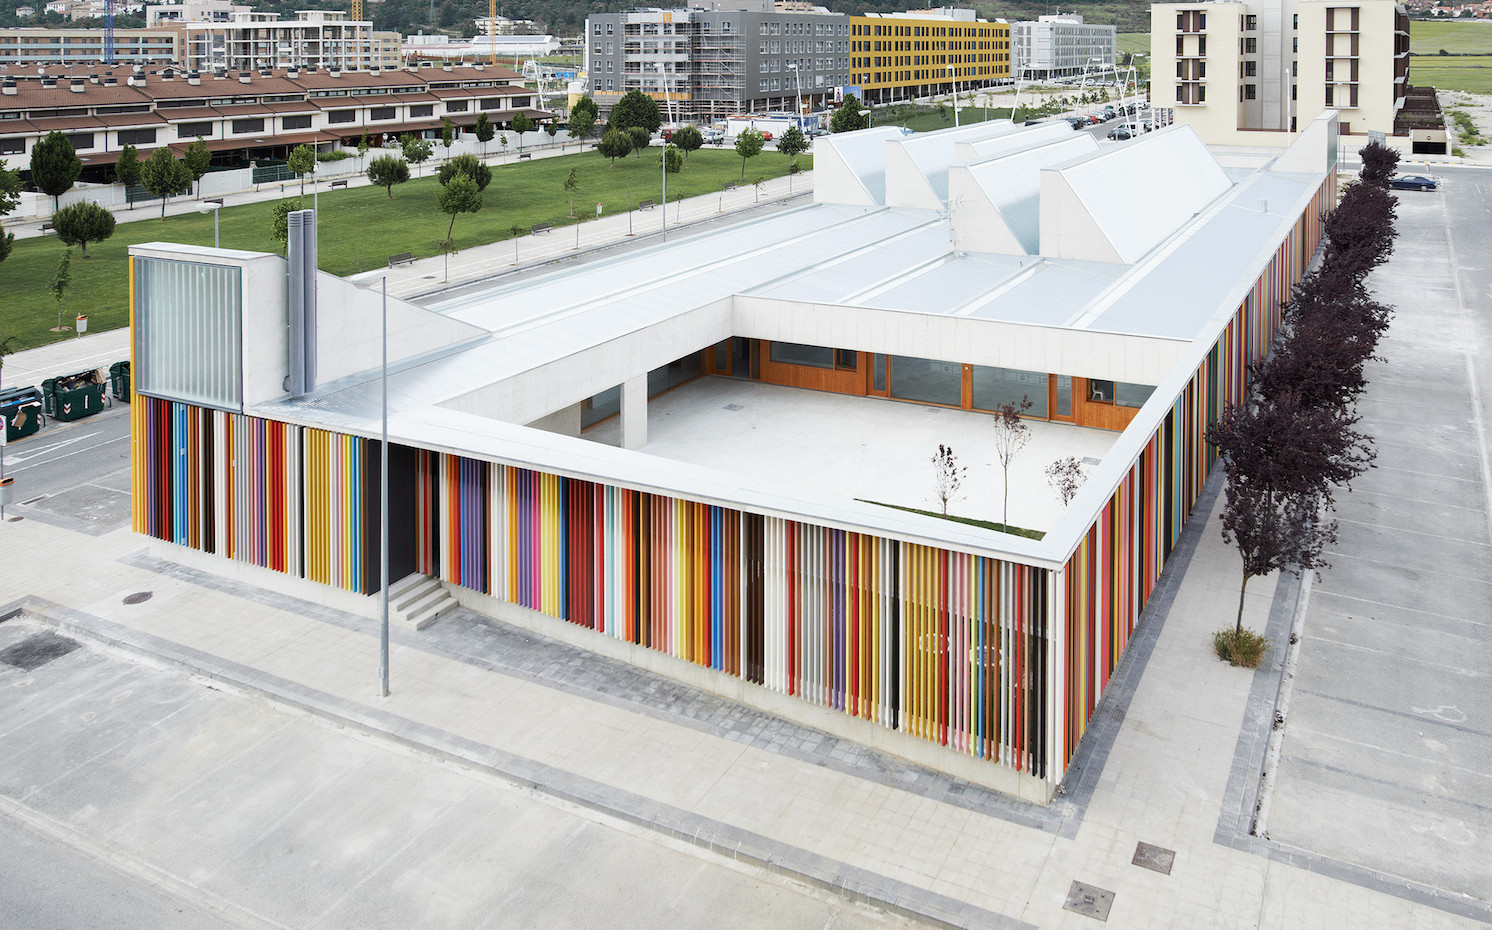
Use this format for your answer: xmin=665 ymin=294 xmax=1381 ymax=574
xmin=488 ymin=0 xmax=497 ymax=65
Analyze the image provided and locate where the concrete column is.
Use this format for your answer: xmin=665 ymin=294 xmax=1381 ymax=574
xmin=621 ymin=375 xmax=648 ymax=450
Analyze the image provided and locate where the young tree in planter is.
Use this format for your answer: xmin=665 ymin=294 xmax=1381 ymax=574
xmin=50 ymin=248 xmax=71 ymax=331
xmin=597 ymin=129 xmax=632 ymax=165
xmin=436 ymin=171 xmax=482 ymax=246
xmin=626 ymin=125 xmax=650 ymax=157
xmin=777 ymin=124 xmax=809 ymax=169
xmin=930 ymin=444 xmax=966 ymax=516
xmin=563 ymin=166 xmax=579 ymax=216
xmin=1045 ymin=457 xmax=1086 ymax=506
xmin=51 ymin=200 xmax=116 ymax=258
xmin=139 ymin=146 xmax=192 ymax=219
xmin=437 ymin=153 xmax=492 ymax=191
xmin=512 ymin=111 xmax=534 ymax=150
xmin=367 ymin=154 xmax=409 ymax=198
xmin=184 ymin=138 xmax=212 ymax=197
xmin=400 ymin=134 xmax=434 ymax=177
xmin=474 ymin=112 xmax=495 ymax=158
xmin=734 ymin=128 xmax=764 ymax=179
xmin=30 ymin=131 xmax=82 ymax=212
xmin=990 ymin=395 xmax=1033 ymax=529
xmin=287 ymin=143 xmax=317 ymax=195
xmin=114 ymin=144 xmax=141 ymax=199
xmin=671 ymin=125 xmax=703 ymax=160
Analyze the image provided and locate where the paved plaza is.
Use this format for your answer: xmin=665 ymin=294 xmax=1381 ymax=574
xmin=0 ymin=167 xmax=1489 ymax=928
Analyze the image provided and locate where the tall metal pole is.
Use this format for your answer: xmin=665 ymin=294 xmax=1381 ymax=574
xmin=213 ymin=208 xmax=219 ymax=248
xmin=659 ymin=63 xmax=669 ymax=243
xmin=379 ymin=276 xmax=390 ymax=698
xmin=948 ymin=66 xmax=959 ymax=127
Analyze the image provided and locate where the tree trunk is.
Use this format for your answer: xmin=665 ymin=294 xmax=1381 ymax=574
xmin=1002 ymin=465 xmax=1010 ymax=528
xmin=1235 ymin=570 xmax=1251 ymax=636
xmin=80 ymin=242 xmax=89 ymax=259
xmin=160 ymin=195 xmax=167 ymax=220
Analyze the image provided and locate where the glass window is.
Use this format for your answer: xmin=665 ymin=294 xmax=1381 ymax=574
xmin=971 ymin=366 xmax=1048 ymax=417
xmin=1055 ymin=375 xmax=1072 ymax=416
xmin=872 ymin=354 xmax=886 ymax=392
xmin=647 ymin=354 xmax=702 ymax=397
xmin=1088 ymin=379 xmax=1114 ymax=403
xmin=1115 ymin=382 xmax=1155 ymax=409
xmin=889 ymin=356 xmax=961 ymax=407
xmin=582 ymin=385 xmax=620 ymax=429
xmin=770 ymin=341 xmax=834 ymax=368
xmin=281 ymin=114 xmax=312 ymax=130
xmin=834 ymin=349 xmax=857 ymax=370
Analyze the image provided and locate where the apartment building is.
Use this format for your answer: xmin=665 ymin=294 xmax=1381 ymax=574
xmin=145 ymin=0 xmax=251 ymax=27
xmin=586 ymin=1 xmax=851 ymax=121
xmin=1010 ymin=13 xmax=1117 ymax=80
xmin=0 ymin=27 xmax=182 ymax=65
xmin=177 ymin=10 xmax=402 ymax=73
xmin=849 ymin=8 xmax=1009 ymax=107
xmin=1150 ymin=0 xmax=1413 ymax=144
xmin=0 ymin=63 xmax=550 ymax=180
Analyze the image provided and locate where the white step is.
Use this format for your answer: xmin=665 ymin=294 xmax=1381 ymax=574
xmin=384 ymin=574 xmax=455 ymax=630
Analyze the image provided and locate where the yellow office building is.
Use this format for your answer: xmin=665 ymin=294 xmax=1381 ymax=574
xmin=849 ymin=8 xmax=1009 ymax=106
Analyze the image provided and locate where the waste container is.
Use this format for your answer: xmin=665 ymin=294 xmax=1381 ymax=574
xmin=109 ymin=360 xmax=131 ymax=402
xmin=1 ymin=385 xmax=46 ymax=442
xmin=41 ymin=369 xmax=108 ymax=423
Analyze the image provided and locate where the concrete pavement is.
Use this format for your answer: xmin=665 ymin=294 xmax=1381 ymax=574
xmin=1 ymin=169 xmax=1489 ymax=928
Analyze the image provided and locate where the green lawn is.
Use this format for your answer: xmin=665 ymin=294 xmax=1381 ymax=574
xmin=1411 ymin=19 xmax=1492 ymax=55
xmin=0 ymin=147 xmax=809 ymax=354
xmin=1410 ymin=58 xmax=1492 ymax=94
xmin=1117 ymin=33 xmax=1149 ymax=57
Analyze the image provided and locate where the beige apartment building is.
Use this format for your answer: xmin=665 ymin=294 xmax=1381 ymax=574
xmin=1150 ymin=0 xmax=1423 ymax=148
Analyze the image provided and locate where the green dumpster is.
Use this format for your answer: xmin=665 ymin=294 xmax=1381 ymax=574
xmin=109 ymin=360 xmax=131 ymax=402
xmin=42 ymin=369 xmax=108 ymax=423
xmin=1 ymin=386 xmax=45 ymax=442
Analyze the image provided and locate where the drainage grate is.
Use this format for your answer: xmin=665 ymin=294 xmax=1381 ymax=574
xmin=0 ymin=632 xmax=81 ymax=671
xmin=1132 ymin=841 xmax=1176 ymax=875
xmin=723 ymin=404 xmax=744 ymax=411
xmin=122 ymin=591 xmax=154 ymax=606
xmin=1081 ymin=456 xmax=1102 ymax=466
xmin=20 ymin=495 xmax=49 ymax=505
xmin=1063 ymin=881 xmax=1115 ymax=922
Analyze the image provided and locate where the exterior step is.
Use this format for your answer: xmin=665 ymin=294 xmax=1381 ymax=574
xmin=385 ymin=574 xmax=455 ymax=630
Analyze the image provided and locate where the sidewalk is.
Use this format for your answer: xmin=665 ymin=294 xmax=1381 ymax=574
xmin=2 ymin=468 xmax=1481 ymax=927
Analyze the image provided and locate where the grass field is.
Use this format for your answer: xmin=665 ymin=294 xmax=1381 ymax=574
xmin=1411 ymin=58 xmax=1492 ymax=94
xmin=0 ymin=147 xmax=808 ymax=353
xmin=1117 ymin=33 xmax=1149 ymax=57
xmin=1411 ymin=19 xmax=1492 ymax=55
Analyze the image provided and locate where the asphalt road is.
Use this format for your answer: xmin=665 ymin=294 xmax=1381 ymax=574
xmin=1264 ymin=166 xmax=1492 ymax=900
xmin=0 ymin=617 xmax=925 ymax=930
xmin=2 ymin=400 xmax=131 ymax=533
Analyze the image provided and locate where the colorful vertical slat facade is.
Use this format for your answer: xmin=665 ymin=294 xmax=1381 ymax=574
xmin=132 ymin=395 xmax=380 ymax=594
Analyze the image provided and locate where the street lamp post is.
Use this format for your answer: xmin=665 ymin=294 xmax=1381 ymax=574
xmin=197 ymin=200 xmax=221 ymax=247
xmin=946 ymin=64 xmax=959 ymax=127
xmin=788 ymin=62 xmax=801 ymax=120
xmin=658 ymin=62 xmax=669 ymax=242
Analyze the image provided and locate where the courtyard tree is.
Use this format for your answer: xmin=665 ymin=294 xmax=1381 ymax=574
xmin=672 ymin=125 xmax=703 ymax=160
xmin=139 ymin=146 xmax=192 ymax=219
xmin=474 ymin=112 xmax=495 ymax=158
xmin=437 ymin=153 xmax=492 ymax=191
xmin=51 ymin=200 xmax=116 ymax=258
xmin=734 ymin=128 xmax=764 ymax=179
xmin=777 ymin=124 xmax=809 ymax=169
xmin=512 ymin=111 xmax=534 ymax=150
xmin=356 ymin=128 xmax=372 ymax=166
xmin=607 ymin=89 xmax=661 ymax=134
xmin=367 ymin=154 xmax=410 ymax=198
xmin=1045 ymin=456 xmax=1086 ymax=506
xmin=437 ymin=171 xmax=483 ymax=245
xmin=400 ymin=134 xmax=434 ymax=177
xmin=990 ymin=395 xmax=1033 ymax=529
xmin=287 ymin=143 xmax=317 ymax=195
xmin=30 ymin=130 xmax=82 ymax=211
xmin=830 ymin=94 xmax=869 ymax=133
xmin=184 ymin=138 xmax=212 ymax=197
xmin=930 ymin=444 xmax=966 ymax=516
xmin=597 ymin=129 xmax=632 ymax=165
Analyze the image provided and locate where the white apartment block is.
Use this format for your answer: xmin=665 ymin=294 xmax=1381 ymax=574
xmin=146 ymin=0 xmax=252 ymax=27
xmin=178 ymin=10 xmax=400 ymax=72
xmin=1011 ymin=13 xmax=1117 ymax=79
xmin=1151 ymin=0 xmax=1417 ymax=146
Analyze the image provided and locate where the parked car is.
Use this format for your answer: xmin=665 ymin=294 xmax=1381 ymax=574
xmin=701 ymin=128 xmax=725 ymax=145
xmin=1107 ymin=126 xmax=1133 ymax=140
xmin=1389 ymin=174 xmax=1439 ymax=191
xmin=1066 ymin=118 xmax=1087 ymax=130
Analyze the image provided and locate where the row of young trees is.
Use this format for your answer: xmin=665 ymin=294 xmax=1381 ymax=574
xmin=1206 ymin=142 xmax=1400 ymax=664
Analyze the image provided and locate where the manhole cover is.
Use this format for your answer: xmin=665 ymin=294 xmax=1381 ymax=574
xmin=1132 ymin=841 xmax=1176 ymax=875
xmin=0 ymin=632 xmax=81 ymax=671
xmin=122 ymin=592 xmax=153 ymax=605
xmin=1063 ymin=881 xmax=1115 ymax=922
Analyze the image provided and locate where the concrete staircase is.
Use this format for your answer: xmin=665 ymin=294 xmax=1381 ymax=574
xmin=387 ymin=574 xmax=456 ymax=631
